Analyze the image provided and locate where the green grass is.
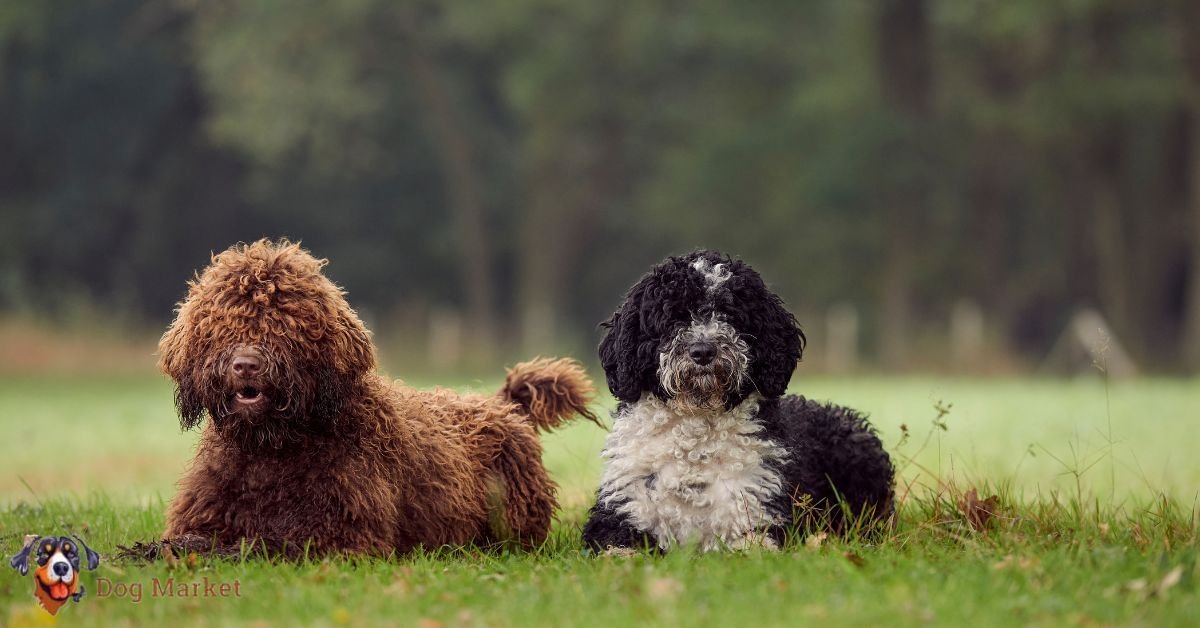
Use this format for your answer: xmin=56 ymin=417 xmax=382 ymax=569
xmin=1 ymin=374 xmax=1198 ymax=626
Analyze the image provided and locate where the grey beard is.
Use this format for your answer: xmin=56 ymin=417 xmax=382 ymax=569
xmin=658 ymin=319 xmax=749 ymax=411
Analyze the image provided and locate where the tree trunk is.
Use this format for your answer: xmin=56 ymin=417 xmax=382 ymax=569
xmin=517 ymin=119 xmax=614 ymax=354
xmin=517 ymin=139 xmax=572 ymax=355
xmin=1180 ymin=0 xmax=1200 ymax=370
xmin=515 ymin=14 xmax=621 ymax=355
xmin=1089 ymin=125 xmax=1133 ymax=350
xmin=399 ymin=7 xmax=496 ymax=358
xmin=969 ymin=40 xmax=1023 ymax=331
xmin=1183 ymin=114 xmax=1200 ymax=370
xmin=1061 ymin=159 xmax=1097 ymax=307
xmin=1085 ymin=10 xmax=1135 ymax=356
xmin=875 ymin=0 xmax=933 ymax=368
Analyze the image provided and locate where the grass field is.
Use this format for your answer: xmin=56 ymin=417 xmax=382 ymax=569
xmin=0 ymin=373 xmax=1197 ymax=626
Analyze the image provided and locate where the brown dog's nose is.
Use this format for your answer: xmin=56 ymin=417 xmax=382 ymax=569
xmin=231 ymin=351 xmax=263 ymax=377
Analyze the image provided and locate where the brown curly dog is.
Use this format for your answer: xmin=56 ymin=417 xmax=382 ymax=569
xmin=156 ymin=239 xmax=597 ymax=557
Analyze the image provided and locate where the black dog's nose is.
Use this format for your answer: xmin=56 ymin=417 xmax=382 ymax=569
xmin=689 ymin=341 xmax=717 ymax=365
xmin=53 ymin=562 xmax=69 ymax=576
xmin=231 ymin=351 xmax=263 ymax=377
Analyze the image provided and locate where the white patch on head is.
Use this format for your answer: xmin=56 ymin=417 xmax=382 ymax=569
xmin=596 ymin=394 xmax=786 ymax=551
xmin=691 ymin=258 xmax=731 ymax=293
xmin=681 ymin=315 xmax=725 ymax=341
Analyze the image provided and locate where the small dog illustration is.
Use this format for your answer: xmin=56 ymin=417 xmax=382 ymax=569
xmin=10 ymin=534 xmax=100 ymax=615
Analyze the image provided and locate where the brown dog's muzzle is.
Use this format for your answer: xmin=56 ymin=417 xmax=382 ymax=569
xmin=229 ymin=346 xmax=268 ymax=407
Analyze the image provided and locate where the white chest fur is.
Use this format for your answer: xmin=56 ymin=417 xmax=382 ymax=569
xmin=597 ymin=395 xmax=787 ymax=550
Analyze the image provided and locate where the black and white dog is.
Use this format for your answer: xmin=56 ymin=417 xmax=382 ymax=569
xmin=582 ymin=251 xmax=895 ymax=551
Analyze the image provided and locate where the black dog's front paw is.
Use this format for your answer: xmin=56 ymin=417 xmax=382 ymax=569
xmin=582 ymin=499 xmax=656 ymax=553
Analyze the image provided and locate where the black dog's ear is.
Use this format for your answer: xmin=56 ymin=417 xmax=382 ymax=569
xmin=9 ymin=535 xmax=38 ymax=576
xmin=175 ymin=371 xmax=207 ymax=430
xmin=598 ymin=279 xmax=657 ymax=404
xmin=598 ymin=305 xmax=639 ymax=404
xmin=751 ymin=296 xmax=804 ymax=398
xmin=72 ymin=535 xmax=100 ymax=570
xmin=727 ymin=265 xmax=805 ymax=399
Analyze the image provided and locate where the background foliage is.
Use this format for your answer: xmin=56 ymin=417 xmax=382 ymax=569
xmin=2 ymin=0 xmax=1199 ymax=371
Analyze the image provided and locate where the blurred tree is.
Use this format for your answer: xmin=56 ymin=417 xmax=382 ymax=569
xmin=2 ymin=0 xmax=1198 ymax=371
xmin=443 ymin=1 xmax=643 ymax=352
xmin=875 ymin=0 xmax=934 ymax=368
xmin=396 ymin=2 xmax=496 ymax=355
xmin=1083 ymin=5 xmax=1133 ymax=346
xmin=1180 ymin=0 xmax=1200 ymax=369
xmin=0 ymin=0 xmax=253 ymax=320
xmin=186 ymin=0 xmax=469 ymax=325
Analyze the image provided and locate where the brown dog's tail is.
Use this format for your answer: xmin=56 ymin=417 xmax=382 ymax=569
xmin=500 ymin=357 xmax=600 ymax=431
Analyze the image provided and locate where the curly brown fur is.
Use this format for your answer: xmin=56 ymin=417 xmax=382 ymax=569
xmin=157 ymin=239 xmax=596 ymax=557
xmin=501 ymin=357 xmax=602 ymax=431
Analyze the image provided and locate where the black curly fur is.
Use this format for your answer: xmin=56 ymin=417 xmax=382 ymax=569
xmin=579 ymin=495 xmax=658 ymax=552
xmin=599 ymin=250 xmax=804 ymax=407
xmin=757 ymin=396 xmax=896 ymax=542
xmin=584 ymin=250 xmax=895 ymax=551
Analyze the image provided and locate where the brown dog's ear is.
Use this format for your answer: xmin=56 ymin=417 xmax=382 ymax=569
xmin=330 ymin=299 xmax=376 ymax=376
xmin=159 ymin=309 xmax=208 ymax=429
xmin=174 ymin=370 xmax=207 ymax=430
xmin=311 ymin=366 xmax=350 ymax=424
xmin=157 ymin=306 xmax=191 ymax=380
xmin=336 ymin=322 xmax=375 ymax=376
